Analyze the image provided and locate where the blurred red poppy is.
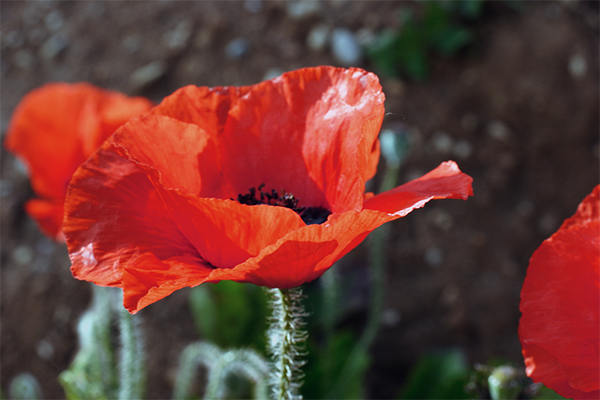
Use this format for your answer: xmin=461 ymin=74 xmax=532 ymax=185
xmin=519 ymin=185 xmax=600 ymax=399
xmin=64 ymin=66 xmax=473 ymax=313
xmin=4 ymin=83 xmax=153 ymax=240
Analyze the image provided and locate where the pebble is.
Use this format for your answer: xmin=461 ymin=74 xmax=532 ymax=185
xmin=44 ymin=10 xmax=64 ymax=32
xmin=286 ymin=0 xmax=322 ymax=20
xmin=330 ymin=28 xmax=362 ymax=66
xmin=13 ymin=245 xmax=33 ymax=266
xmin=129 ymin=60 xmax=167 ymax=90
xmin=486 ymin=120 xmax=512 ymax=143
xmin=3 ymin=30 xmax=26 ymax=50
xmin=122 ymin=34 xmax=143 ymax=54
xmin=225 ymin=37 xmax=250 ymax=59
xmin=163 ymin=20 xmax=193 ymax=51
xmin=13 ymin=50 xmax=35 ymax=70
xmin=244 ymin=0 xmax=263 ymax=13
xmin=36 ymin=339 xmax=54 ymax=361
xmin=452 ymin=139 xmax=473 ymax=160
xmin=39 ymin=32 xmax=69 ymax=60
xmin=382 ymin=308 xmax=402 ymax=327
xmin=430 ymin=130 xmax=453 ymax=155
xmin=424 ymin=247 xmax=443 ymax=268
xmin=306 ymin=24 xmax=330 ymax=52
xmin=568 ymin=53 xmax=587 ymax=79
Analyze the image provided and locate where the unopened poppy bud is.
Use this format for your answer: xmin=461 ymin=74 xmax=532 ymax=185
xmin=488 ymin=366 xmax=521 ymax=400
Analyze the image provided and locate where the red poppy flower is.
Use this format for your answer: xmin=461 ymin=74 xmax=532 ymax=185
xmin=519 ymin=185 xmax=600 ymax=399
xmin=4 ymin=83 xmax=153 ymax=240
xmin=63 ymin=66 xmax=473 ymax=313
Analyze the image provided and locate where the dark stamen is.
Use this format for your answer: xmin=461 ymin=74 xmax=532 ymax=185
xmin=235 ymin=184 xmax=331 ymax=225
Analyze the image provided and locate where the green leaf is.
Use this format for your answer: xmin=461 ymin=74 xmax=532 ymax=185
xmin=189 ymin=281 xmax=267 ymax=350
xmin=399 ymin=349 xmax=470 ymax=399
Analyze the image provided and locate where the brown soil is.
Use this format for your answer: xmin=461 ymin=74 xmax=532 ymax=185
xmin=1 ymin=1 xmax=598 ymax=399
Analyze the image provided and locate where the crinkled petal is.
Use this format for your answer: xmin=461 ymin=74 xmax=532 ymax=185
xmin=364 ymin=161 xmax=473 ymax=215
xmin=519 ymin=186 xmax=600 ymax=399
xmin=204 ymin=162 xmax=473 ymax=288
xmin=157 ymin=189 xmax=306 ymax=270
xmin=110 ymin=115 xmax=224 ymax=198
xmin=220 ymin=66 xmax=385 ymax=211
xmin=121 ymin=253 xmax=212 ymax=313
xmin=149 ymin=84 xmax=251 ymax=139
xmin=64 ymin=146 xmax=212 ymax=288
xmin=523 ymin=344 xmax=600 ymax=400
xmin=204 ymin=209 xmax=391 ymax=288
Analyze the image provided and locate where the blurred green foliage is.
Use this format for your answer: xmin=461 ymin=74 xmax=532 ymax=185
xmin=367 ymin=0 xmax=522 ymax=81
xmin=398 ymin=349 xmax=471 ymax=399
xmin=189 ymin=281 xmax=268 ymax=351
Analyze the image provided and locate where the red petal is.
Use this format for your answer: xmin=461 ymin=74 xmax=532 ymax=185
xmin=64 ymin=146 xmax=212 ymax=288
xmin=560 ymin=185 xmax=600 ymax=230
xmin=5 ymin=83 xmax=152 ymax=239
xmin=219 ymin=66 xmax=385 ymax=211
xmin=110 ymin=115 xmax=224 ymax=198
xmin=523 ymin=344 xmax=600 ymax=400
xmin=5 ymin=83 xmax=152 ymax=200
xmin=210 ymin=162 xmax=473 ymax=288
xmin=121 ymin=253 xmax=212 ymax=313
xmin=24 ymin=199 xmax=65 ymax=241
xmin=149 ymin=84 xmax=251 ymax=139
xmin=157 ymin=189 xmax=306 ymax=270
xmin=205 ymin=209 xmax=392 ymax=288
xmin=519 ymin=186 xmax=600 ymax=398
xmin=364 ymin=161 xmax=473 ymax=214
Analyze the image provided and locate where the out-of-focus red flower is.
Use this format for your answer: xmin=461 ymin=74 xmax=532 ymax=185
xmin=519 ymin=185 xmax=600 ymax=399
xmin=4 ymin=83 xmax=153 ymax=240
xmin=64 ymin=66 xmax=473 ymax=313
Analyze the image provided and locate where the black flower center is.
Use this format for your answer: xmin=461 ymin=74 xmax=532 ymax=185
xmin=235 ymin=184 xmax=331 ymax=225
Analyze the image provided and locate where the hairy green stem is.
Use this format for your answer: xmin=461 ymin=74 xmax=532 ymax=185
xmin=266 ymin=287 xmax=308 ymax=400
xmin=118 ymin=306 xmax=145 ymax=400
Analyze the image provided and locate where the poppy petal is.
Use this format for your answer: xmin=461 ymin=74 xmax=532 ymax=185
xmin=156 ymin=189 xmax=306 ymax=270
xmin=219 ymin=66 xmax=385 ymax=211
xmin=205 ymin=162 xmax=473 ymax=289
xmin=121 ymin=253 xmax=212 ymax=313
xmin=110 ymin=115 xmax=224 ymax=198
xmin=363 ymin=161 xmax=473 ymax=215
xmin=5 ymin=83 xmax=152 ymax=239
xmin=149 ymin=84 xmax=251 ymax=139
xmin=5 ymin=83 xmax=152 ymax=200
xmin=64 ymin=146 xmax=211 ymax=287
xmin=205 ymin=209 xmax=391 ymax=288
xmin=519 ymin=186 xmax=600 ymax=399
xmin=24 ymin=199 xmax=65 ymax=241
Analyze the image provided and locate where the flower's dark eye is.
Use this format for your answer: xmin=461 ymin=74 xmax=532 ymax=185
xmin=235 ymin=184 xmax=331 ymax=225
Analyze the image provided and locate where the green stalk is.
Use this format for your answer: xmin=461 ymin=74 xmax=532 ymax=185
xmin=265 ymin=287 xmax=308 ymax=400
xmin=118 ymin=306 xmax=146 ymax=400
xmin=327 ymin=162 xmax=400 ymax=398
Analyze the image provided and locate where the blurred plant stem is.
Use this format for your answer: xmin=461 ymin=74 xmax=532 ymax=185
xmin=266 ymin=287 xmax=308 ymax=400
xmin=117 ymin=302 xmax=146 ymax=400
xmin=328 ymin=148 xmax=401 ymax=398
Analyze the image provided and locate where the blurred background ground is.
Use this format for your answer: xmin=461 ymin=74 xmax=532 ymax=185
xmin=1 ymin=1 xmax=598 ymax=398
